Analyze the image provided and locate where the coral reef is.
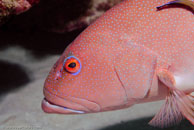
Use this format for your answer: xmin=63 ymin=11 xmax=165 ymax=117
xmin=0 ymin=0 xmax=39 ymax=25
xmin=0 ymin=0 xmax=122 ymax=33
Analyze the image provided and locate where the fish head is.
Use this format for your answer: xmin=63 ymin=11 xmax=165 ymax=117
xmin=42 ymin=30 xmax=129 ymax=114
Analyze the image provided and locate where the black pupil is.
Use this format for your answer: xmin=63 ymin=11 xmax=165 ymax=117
xmin=68 ymin=62 xmax=76 ymax=68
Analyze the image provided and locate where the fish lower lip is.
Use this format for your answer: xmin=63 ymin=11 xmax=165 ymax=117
xmin=42 ymin=98 xmax=85 ymax=114
xmin=42 ymin=88 xmax=100 ymax=113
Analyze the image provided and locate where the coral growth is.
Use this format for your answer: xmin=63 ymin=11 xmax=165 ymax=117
xmin=0 ymin=0 xmax=39 ymax=25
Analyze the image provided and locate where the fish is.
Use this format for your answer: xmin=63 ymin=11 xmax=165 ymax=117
xmin=42 ymin=0 xmax=194 ymax=128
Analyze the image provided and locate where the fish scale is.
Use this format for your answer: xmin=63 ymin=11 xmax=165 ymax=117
xmin=42 ymin=0 xmax=194 ymax=128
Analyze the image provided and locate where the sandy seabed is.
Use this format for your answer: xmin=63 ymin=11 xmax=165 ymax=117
xmin=0 ymin=46 xmax=193 ymax=130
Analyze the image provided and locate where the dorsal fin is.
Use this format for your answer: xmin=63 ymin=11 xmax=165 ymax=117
xmin=156 ymin=0 xmax=194 ymax=14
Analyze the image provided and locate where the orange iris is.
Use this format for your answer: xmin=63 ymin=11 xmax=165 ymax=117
xmin=64 ymin=57 xmax=80 ymax=73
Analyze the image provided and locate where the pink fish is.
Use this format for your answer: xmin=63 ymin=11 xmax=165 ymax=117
xmin=42 ymin=0 xmax=194 ymax=128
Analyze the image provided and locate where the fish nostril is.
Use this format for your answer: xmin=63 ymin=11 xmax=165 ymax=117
xmin=54 ymin=70 xmax=62 ymax=80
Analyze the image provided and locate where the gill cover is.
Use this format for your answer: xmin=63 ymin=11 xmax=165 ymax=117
xmin=115 ymin=44 xmax=159 ymax=100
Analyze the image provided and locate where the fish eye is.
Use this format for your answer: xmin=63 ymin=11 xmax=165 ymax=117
xmin=64 ymin=56 xmax=81 ymax=75
xmin=68 ymin=62 xmax=76 ymax=68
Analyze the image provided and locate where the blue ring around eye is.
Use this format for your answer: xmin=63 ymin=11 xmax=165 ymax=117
xmin=63 ymin=55 xmax=82 ymax=75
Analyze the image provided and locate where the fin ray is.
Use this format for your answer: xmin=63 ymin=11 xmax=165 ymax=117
xmin=149 ymin=91 xmax=184 ymax=128
xmin=150 ymin=68 xmax=194 ymax=128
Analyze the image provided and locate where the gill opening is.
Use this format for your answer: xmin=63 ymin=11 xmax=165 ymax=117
xmin=114 ymin=67 xmax=128 ymax=104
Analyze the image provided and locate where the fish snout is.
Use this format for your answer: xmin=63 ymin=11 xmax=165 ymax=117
xmin=42 ymin=88 xmax=100 ymax=114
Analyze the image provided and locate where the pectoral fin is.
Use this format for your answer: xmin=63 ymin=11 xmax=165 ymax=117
xmin=149 ymin=69 xmax=194 ymax=128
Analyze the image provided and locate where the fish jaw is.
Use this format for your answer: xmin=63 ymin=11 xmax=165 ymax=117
xmin=41 ymin=99 xmax=85 ymax=114
xmin=42 ymin=88 xmax=100 ymax=114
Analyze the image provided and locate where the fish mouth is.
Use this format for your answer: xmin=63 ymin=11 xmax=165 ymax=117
xmin=42 ymin=98 xmax=85 ymax=114
xmin=42 ymin=88 xmax=100 ymax=114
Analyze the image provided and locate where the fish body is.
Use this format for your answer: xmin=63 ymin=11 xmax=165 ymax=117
xmin=42 ymin=0 xmax=194 ymax=128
